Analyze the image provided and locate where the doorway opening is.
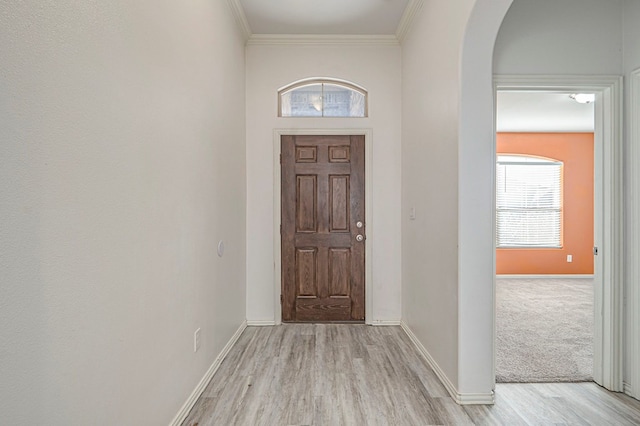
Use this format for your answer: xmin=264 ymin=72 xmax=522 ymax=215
xmin=493 ymin=76 xmax=624 ymax=391
xmin=495 ymin=90 xmax=595 ymax=382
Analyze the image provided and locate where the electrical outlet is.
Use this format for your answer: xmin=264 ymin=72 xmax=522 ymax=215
xmin=194 ymin=328 xmax=201 ymax=352
xmin=567 ymin=255 xmax=573 ymax=263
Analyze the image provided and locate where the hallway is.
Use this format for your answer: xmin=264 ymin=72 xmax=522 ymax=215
xmin=183 ymin=325 xmax=640 ymax=425
xmin=4 ymin=1 xmax=640 ymax=423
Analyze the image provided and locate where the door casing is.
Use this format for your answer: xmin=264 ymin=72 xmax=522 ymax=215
xmin=628 ymin=68 xmax=640 ymax=399
xmin=273 ymin=128 xmax=374 ymax=325
xmin=494 ymin=75 xmax=624 ymax=391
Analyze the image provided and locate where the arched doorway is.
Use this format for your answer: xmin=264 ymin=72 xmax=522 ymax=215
xmin=456 ymin=0 xmax=512 ymax=399
xmin=458 ymin=0 xmax=623 ymax=397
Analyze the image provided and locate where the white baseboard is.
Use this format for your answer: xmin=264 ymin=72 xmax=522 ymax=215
xmin=170 ymin=321 xmax=247 ymax=426
xmin=246 ymin=320 xmax=276 ymax=326
xmin=457 ymin=392 xmax=495 ymax=405
xmin=497 ymin=274 xmax=594 ymax=279
xmin=248 ymin=319 xmax=400 ymax=326
xmin=624 ymin=382 xmax=635 ymax=398
xmin=400 ymin=322 xmax=459 ymax=401
xmin=368 ymin=320 xmax=402 ymax=326
xmin=400 ymin=321 xmax=494 ymax=406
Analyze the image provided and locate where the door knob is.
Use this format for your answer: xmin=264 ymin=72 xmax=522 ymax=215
xmin=356 ymin=234 xmax=365 ymax=242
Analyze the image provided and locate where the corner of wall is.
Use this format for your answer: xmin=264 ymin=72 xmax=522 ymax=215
xmin=400 ymin=322 xmax=494 ymax=405
xmin=170 ymin=321 xmax=248 ymax=426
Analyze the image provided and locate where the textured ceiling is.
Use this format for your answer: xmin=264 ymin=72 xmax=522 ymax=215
xmin=239 ymin=0 xmax=411 ymax=35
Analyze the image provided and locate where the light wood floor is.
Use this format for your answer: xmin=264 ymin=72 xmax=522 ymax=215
xmin=183 ymin=324 xmax=640 ymax=425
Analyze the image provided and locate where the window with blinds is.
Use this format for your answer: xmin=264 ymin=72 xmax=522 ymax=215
xmin=496 ymin=155 xmax=563 ymax=248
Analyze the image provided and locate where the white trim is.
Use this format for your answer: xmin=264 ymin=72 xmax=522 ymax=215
xmin=225 ymin=0 xmax=252 ymax=41
xmin=401 ymin=322 xmax=459 ymax=401
xmin=246 ymin=320 xmax=276 ymax=326
xmin=624 ymin=382 xmax=633 ymax=396
xmin=273 ymin=129 xmax=374 ymax=325
xmin=277 ymin=78 xmax=369 ymax=118
xmin=629 ymin=68 xmax=640 ymax=400
xmin=396 ymin=0 xmax=424 ymax=43
xmin=401 ymin=321 xmax=494 ymax=405
xmin=457 ymin=392 xmax=496 ymax=405
xmin=277 ymin=77 xmax=368 ymax=95
xmin=494 ymin=75 xmax=624 ymax=392
xmin=369 ymin=320 xmax=401 ymax=326
xmin=170 ymin=321 xmax=247 ymax=426
xmin=247 ymin=34 xmax=399 ymax=46
xmin=496 ymin=274 xmax=595 ymax=279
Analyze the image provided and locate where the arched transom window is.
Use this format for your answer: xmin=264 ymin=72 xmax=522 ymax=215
xmin=278 ymin=78 xmax=368 ymax=118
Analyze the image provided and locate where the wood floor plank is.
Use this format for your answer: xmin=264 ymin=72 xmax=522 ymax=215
xmin=433 ymin=397 xmax=476 ymax=425
xmin=463 ymin=401 xmax=529 ymax=426
xmin=182 ymin=325 xmax=640 ymax=426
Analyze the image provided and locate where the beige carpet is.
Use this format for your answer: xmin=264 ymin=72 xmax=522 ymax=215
xmin=496 ymin=277 xmax=593 ymax=383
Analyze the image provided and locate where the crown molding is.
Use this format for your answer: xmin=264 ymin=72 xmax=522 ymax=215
xmin=396 ymin=0 xmax=424 ymax=43
xmin=247 ymin=34 xmax=399 ymax=46
xmin=228 ymin=0 xmax=420 ymax=45
xmin=227 ymin=0 xmax=252 ymax=40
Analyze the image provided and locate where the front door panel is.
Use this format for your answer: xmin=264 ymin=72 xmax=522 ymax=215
xmin=281 ymin=135 xmax=365 ymax=322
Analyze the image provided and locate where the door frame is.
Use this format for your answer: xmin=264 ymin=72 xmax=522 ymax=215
xmin=273 ymin=129 xmax=374 ymax=325
xmin=494 ymin=75 xmax=624 ymax=391
xmin=629 ymin=68 xmax=640 ymax=399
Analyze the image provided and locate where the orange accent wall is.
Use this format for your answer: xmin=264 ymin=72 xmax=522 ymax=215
xmin=496 ymin=133 xmax=594 ymax=275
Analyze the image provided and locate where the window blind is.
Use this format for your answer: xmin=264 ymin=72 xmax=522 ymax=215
xmin=496 ymin=157 xmax=563 ymax=248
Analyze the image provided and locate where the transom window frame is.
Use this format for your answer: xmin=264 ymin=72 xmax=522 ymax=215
xmin=277 ymin=78 xmax=368 ymax=118
xmin=496 ymin=154 xmax=564 ymax=249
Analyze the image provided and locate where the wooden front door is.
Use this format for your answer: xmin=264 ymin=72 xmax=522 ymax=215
xmin=281 ymin=135 xmax=365 ymax=322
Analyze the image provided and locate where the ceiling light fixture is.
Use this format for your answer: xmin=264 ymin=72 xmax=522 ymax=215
xmin=569 ymin=93 xmax=595 ymax=104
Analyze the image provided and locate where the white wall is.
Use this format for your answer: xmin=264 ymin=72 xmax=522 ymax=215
xmin=401 ymin=0 xmax=476 ymax=392
xmin=624 ymin=0 xmax=640 ymax=399
xmin=493 ymin=0 xmax=623 ymax=75
xmin=245 ymin=43 xmax=402 ymax=323
xmin=0 ymin=1 xmax=246 ymax=424
xmin=458 ymin=0 xmax=514 ymax=398
xmin=625 ymin=0 xmax=640 ymax=73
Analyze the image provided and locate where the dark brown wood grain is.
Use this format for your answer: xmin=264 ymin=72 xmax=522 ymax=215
xmin=281 ymin=135 xmax=296 ymax=322
xmin=329 ymin=175 xmax=349 ymax=232
xmin=329 ymin=248 xmax=350 ymax=296
xmin=328 ymin=145 xmax=350 ymax=162
xmin=296 ymin=175 xmax=317 ymax=233
xmin=296 ymin=248 xmax=317 ymax=297
xmin=295 ymin=298 xmax=351 ymax=322
xmin=349 ymin=136 xmax=365 ymax=320
xmin=281 ymin=135 xmax=365 ymax=322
